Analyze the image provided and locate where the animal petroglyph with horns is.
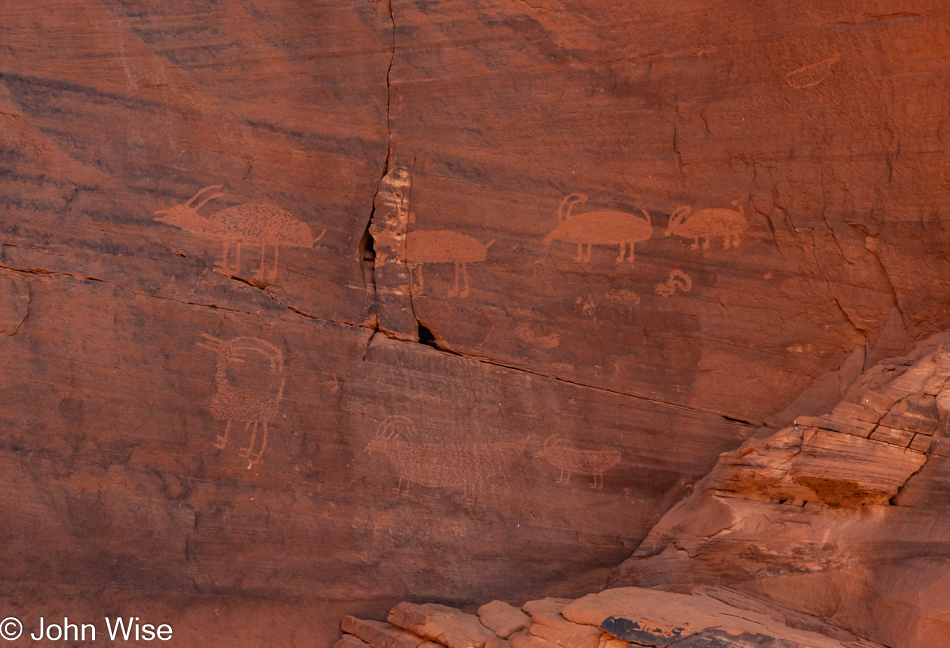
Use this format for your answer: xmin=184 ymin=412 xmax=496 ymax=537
xmin=405 ymin=213 xmax=494 ymax=298
xmin=665 ymin=200 xmax=747 ymax=250
xmin=198 ymin=334 xmax=285 ymax=468
xmin=786 ymin=52 xmax=841 ymax=89
xmin=656 ymin=269 xmax=692 ymax=298
xmin=545 ymin=193 xmax=653 ymax=263
xmin=534 ymin=434 xmax=621 ymax=489
xmin=154 ymin=185 xmax=326 ymax=281
xmin=366 ymin=416 xmax=529 ymax=503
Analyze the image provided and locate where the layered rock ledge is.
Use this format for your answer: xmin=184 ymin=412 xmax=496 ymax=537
xmin=335 ymin=586 xmax=883 ymax=648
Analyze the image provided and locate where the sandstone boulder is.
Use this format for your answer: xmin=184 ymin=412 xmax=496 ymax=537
xmin=478 ymin=601 xmax=530 ymax=639
xmin=333 ymin=636 xmax=373 ymax=648
xmin=341 ymin=616 xmax=425 ymax=648
xmin=344 ymin=587 xmax=882 ymax=648
xmin=388 ymin=602 xmax=497 ymax=648
xmin=523 ymin=598 xmax=602 ymax=648
xmin=510 ymin=630 xmax=559 ymax=648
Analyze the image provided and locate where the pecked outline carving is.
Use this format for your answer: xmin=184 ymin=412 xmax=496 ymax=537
xmin=534 ymin=434 xmax=621 ymax=489
xmin=155 ymin=185 xmax=326 ymax=281
xmin=405 ymin=213 xmax=495 ymax=298
xmin=545 ymin=193 xmax=653 ymax=263
xmin=198 ymin=334 xmax=285 ymax=468
xmin=665 ymin=200 xmax=747 ymax=250
xmin=786 ymin=52 xmax=841 ymax=89
xmin=366 ymin=416 xmax=530 ymax=503
xmin=656 ymin=269 xmax=692 ymax=298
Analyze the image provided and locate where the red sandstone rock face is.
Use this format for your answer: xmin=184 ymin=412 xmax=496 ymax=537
xmin=3 ymin=0 xmax=950 ymax=645
xmin=611 ymin=333 xmax=950 ymax=647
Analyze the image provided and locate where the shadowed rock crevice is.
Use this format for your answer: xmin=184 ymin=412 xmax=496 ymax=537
xmin=361 ymin=0 xmax=398 ymax=330
xmin=415 ymin=321 xmax=438 ymax=349
xmin=358 ymin=224 xmax=378 ymax=327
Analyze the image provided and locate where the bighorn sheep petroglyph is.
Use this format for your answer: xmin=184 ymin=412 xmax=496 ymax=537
xmin=366 ymin=416 xmax=529 ymax=503
xmin=534 ymin=434 xmax=621 ymax=489
xmin=665 ymin=200 xmax=747 ymax=250
xmin=545 ymin=193 xmax=653 ymax=263
xmin=155 ymin=185 xmax=326 ymax=281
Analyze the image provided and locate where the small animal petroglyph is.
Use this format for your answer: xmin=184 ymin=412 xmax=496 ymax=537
xmin=656 ymin=269 xmax=692 ymax=297
xmin=405 ymin=214 xmax=494 ymax=298
xmin=154 ymin=185 xmax=326 ymax=281
xmin=545 ymin=193 xmax=653 ymax=263
xmin=576 ymin=295 xmax=596 ymax=317
xmin=198 ymin=334 xmax=285 ymax=468
xmin=607 ymin=290 xmax=640 ymax=312
xmin=534 ymin=435 xmax=621 ymax=489
xmin=665 ymin=200 xmax=747 ymax=250
xmin=366 ymin=416 xmax=529 ymax=503
xmin=786 ymin=52 xmax=841 ymax=89
xmin=514 ymin=322 xmax=560 ymax=349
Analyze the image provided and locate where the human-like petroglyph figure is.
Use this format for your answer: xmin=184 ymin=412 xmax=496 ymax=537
xmin=545 ymin=193 xmax=653 ymax=263
xmin=655 ymin=269 xmax=692 ymax=298
xmin=786 ymin=52 xmax=841 ymax=89
xmin=154 ymin=185 xmax=326 ymax=281
xmin=534 ymin=434 xmax=621 ymax=489
xmin=366 ymin=416 xmax=530 ymax=503
xmin=198 ymin=334 xmax=285 ymax=468
xmin=665 ymin=200 xmax=747 ymax=250
xmin=405 ymin=213 xmax=494 ymax=298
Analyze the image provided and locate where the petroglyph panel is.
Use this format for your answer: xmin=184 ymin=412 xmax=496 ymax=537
xmin=9 ymin=1 xmax=950 ymax=646
xmin=0 ymin=268 xmax=757 ymax=647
